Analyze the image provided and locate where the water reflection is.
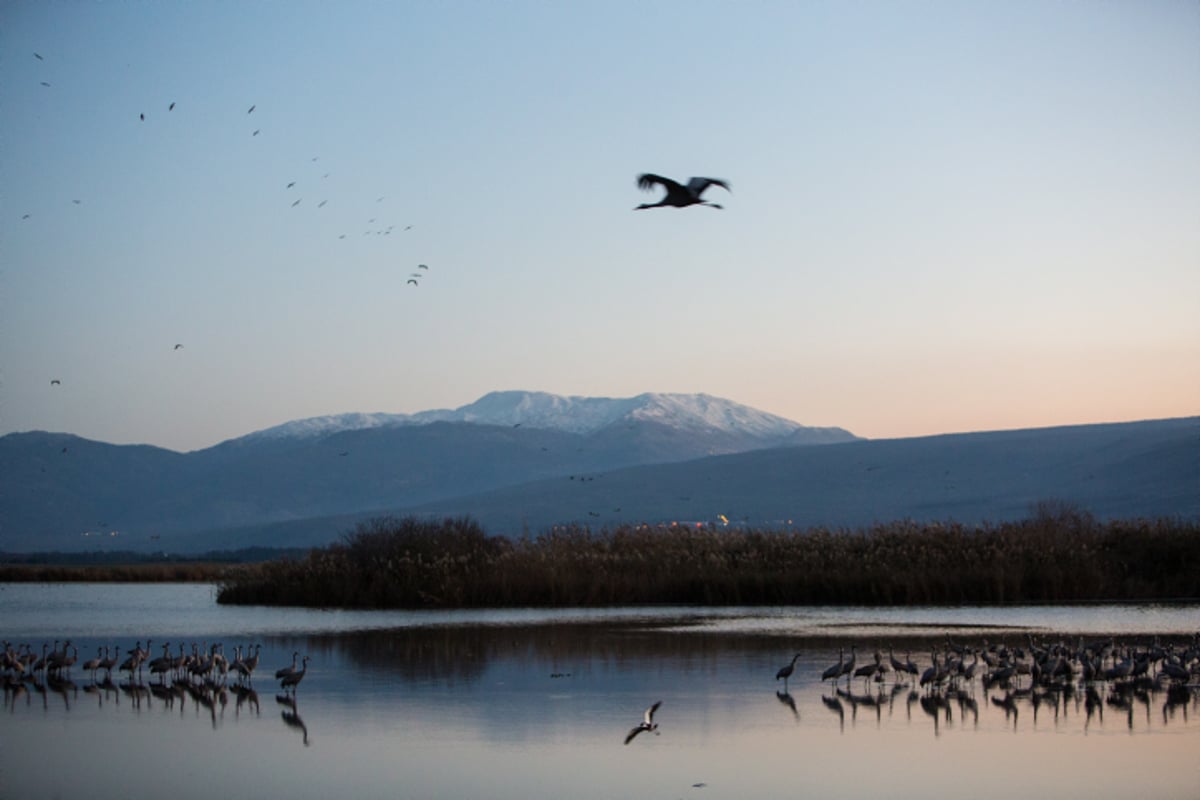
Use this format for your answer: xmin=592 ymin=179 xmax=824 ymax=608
xmin=277 ymin=694 xmax=311 ymax=746
xmin=4 ymin=618 xmax=1200 ymax=800
xmin=775 ymin=689 xmax=799 ymax=721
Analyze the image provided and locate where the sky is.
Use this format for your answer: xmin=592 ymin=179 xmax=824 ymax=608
xmin=2 ymin=1 xmax=1197 ymax=453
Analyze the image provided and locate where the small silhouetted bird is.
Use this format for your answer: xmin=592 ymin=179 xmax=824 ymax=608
xmin=34 ymin=52 xmax=44 ymax=60
xmin=635 ymin=174 xmax=730 ymax=210
xmin=169 ymin=102 xmax=175 ymax=111
xmin=173 ymin=344 xmax=183 ymax=350
xmin=248 ymin=104 xmax=256 ymax=114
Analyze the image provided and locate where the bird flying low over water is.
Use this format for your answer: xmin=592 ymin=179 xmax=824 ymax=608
xmin=635 ymin=174 xmax=730 ymax=210
xmin=625 ymin=701 xmax=662 ymax=744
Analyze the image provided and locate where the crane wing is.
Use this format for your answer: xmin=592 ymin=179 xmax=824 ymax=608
xmin=686 ymin=177 xmax=730 ymax=197
xmin=636 ymin=174 xmax=684 ymax=194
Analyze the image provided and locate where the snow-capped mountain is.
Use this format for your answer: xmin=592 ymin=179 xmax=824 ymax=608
xmin=236 ymin=391 xmax=842 ymax=442
xmin=3 ymin=412 xmax=1196 ymax=553
xmin=1 ymin=390 xmax=858 ymax=551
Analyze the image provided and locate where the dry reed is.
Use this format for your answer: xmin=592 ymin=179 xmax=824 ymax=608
xmin=215 ymin=508 xmax=1200 ymax=608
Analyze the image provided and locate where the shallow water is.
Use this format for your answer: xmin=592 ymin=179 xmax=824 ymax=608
xmin=2 ymin=584 xmax=1198 ymax=799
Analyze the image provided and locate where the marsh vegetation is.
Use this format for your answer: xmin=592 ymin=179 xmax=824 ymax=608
xmin=215 ymin=507 xmax=1200 ymax=608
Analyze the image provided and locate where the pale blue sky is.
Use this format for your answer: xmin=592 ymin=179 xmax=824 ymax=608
xmin=3 ymin=1 xmax=1197 ymax=452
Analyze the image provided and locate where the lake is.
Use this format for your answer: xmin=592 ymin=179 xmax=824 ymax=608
xmin=2 ymin=584 xmax=1198 ymax=799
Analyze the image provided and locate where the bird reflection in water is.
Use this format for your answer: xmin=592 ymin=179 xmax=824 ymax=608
xmin=991 ymin=692 xmax=1019 ymax=731
xmin=1164 ymin=684 xmax=1191 ymax=725
xmin=278 ymin=694 xmax=310 ymax=746
xmin=775 ymin=690 xmax=798 ymax=722
xmin=956 ymin=691 xmax=979 ymax=729
xmin=47 ymin=673 xmax=76 ymax=711
xmin=82 ymin=675 xmax=120 ymax=708
xmin=120 ymin=679 xmax=151 ymax=710
xmin=821 ymin=693 xmax=845 ymax=733
xmin=231 ymin=683 xmax=260 ymax=717
xmin=837 ymin=686 xmax=884 ymax=727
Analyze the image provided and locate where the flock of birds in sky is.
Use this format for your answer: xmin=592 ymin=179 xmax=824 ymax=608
xmin=26 ymin=49 xmax=730 ymax=395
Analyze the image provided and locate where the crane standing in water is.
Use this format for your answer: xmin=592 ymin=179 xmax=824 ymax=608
xmin=776 ymin=653 xmax=801 ymax=689
xmin=279 ymin=656 xmax=309 ymax=695
xmin=822 ymin=648 xmax=845 ymax=684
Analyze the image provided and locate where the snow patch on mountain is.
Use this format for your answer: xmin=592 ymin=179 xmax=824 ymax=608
xmin=243 ymin=412 xmax=415 ymax=441
xmin=239 ymin=391 xmax=842 ymax=442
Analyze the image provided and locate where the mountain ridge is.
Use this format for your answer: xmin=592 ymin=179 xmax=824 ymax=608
xmin=232 ymin=390 xmax=847 ymax=444
xmin=0 ymin=391 xmax=856 ymax=551
xmin=170 ymin=415 xmax=1200 ymax=552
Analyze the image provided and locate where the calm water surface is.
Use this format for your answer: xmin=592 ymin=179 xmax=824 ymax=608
xmin=2 ymin=584 xmax=1198 ymax=800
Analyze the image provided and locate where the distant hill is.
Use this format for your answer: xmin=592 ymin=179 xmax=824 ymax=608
xmin=0 ymin=391 xmax=856 ymax=552
xmin=169 ymin=416 xmax=1200 ymax=552
xmin=399 ymin=416 xmax=1199 ymax=536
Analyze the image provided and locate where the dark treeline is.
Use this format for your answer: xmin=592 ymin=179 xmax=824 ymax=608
xmin=0 ymin=547 xmax=306 ymax=583
xmin=216 ymin=507 xmax=1200 ymax=608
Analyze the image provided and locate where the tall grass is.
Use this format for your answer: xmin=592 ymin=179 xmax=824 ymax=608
xmin=216 ymin=508 xmax=1200 ymax=608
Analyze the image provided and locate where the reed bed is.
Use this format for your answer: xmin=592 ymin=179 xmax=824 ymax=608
xmin=216 ymin=509 xmax=1200 ymax=608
